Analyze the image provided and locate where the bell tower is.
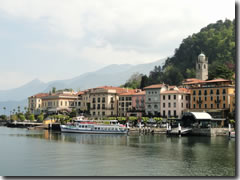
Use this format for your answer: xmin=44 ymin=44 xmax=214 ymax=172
xmin=196 ymin=53 xmax=208 ymax=80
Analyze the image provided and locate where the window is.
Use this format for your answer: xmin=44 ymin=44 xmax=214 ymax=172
xmin=163 ymin=95 xmax=165 ymax=100
xmin=205 ymin=104 xmax=207 ymax=109
xmin=204 ymin=64 xmax=206 ymax=69
xmin=174 ymin=110 xmax=176 ymax=117
xmin=93 ymin=104 xmax=96 ymax=109
xmin=216 ymin=89 xmax=220 ymax=95
xmin=168 ymin=95 xmax=171 ymax=100
xmin=222 ymin=89 xmax=226 ymax=94
xmin=199 ymin=104 xmax=201 ymax=109
xmin=102 ymin=97 xmax=105 ymax=103
xmin=181 ymin=95 xmax=183 ymax=100
xmin=155 ymin=91 xmax=157 ymax=94
xmin=148 ymin=105 xmax=151 ymax=109
xmin=168 ymin=103 xmax=171 ymax=108
xmin=211 ymin=104 xmax=213 ymax=109
xmin=93 ymin=112 xmax=95 ymax=115
xmin=223 ymin=96 xmax=226 ymax=101
xmin=198 ymin=90 xmax=202 ymax=95
xmin=211 ymin=96 xmax=213 ymax=101
xmin=198 ymin=97 xmax=201 ymax=101
xmin=65 ymin=101 xmax=67 ymax=106
xmin=205 ymin=96 xmax=207 ymax=101
xmin=181 ymin=103 xmax=183 ymax=108
xmin=163 ymin=110 xmax=166 ymax=117
xmin=204 ymin=90 xmax=207 ymax=95
xmin=102 ymin=104 xmax=105 ymax=109
xmin=193 ymin=90 xmax=196 ymax=95
xmin=210 ymin=90 xmax=213 ymax=95
xmin=217 ymin=104 xmax=219 ymax=108
xmin=174 ymin=95 xmax=176 ymax=100
xmin=174 ymin=102 xmax=176 ymax=108
xmin=223 ymin=104 xmax=226 ymax=109
xmin=163 ymin=103 xmax=165 ymax=108
xmin=193 ymin=97 xmax=196 ymax=102
xmin=148 ymin=98 xmax=151 ymax=101
xmin=98 ymin=98 xmax=100 ymax=103
xmin=102 ymin=111 xmax=105 ymax=116
xmin=78 ymin=102 xmax=81 ymax=106
xmin=193 ymin=104 xmax=196 ymax=109
xmin=98 ymin=112 xmax=100 ymax=115
xmin=168 ymin=110 xmax=171 ymax=116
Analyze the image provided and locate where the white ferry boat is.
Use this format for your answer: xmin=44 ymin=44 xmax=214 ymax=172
xmin=60 ymin=121 xmax=128 ymax=134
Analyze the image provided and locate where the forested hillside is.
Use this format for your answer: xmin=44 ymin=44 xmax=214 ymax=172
xmin=123 ymin=19 xmax=235 ymax=89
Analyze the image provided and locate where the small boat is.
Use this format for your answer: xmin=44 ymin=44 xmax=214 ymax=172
xmin=60 ymin=122 xmax=128 ymax=134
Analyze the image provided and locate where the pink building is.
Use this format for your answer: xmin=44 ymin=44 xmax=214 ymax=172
xmin=132 ymin=91 xmax=146 ymax=112
xmin=160 ymin=87 xmax=190 ymax=118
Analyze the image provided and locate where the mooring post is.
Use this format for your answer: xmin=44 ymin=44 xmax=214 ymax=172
xmin=178 ymin=123 xmax=181 ymax=137
xmin=166 ymin=123 xmax=169 ymax=136
xmin=228 ymin=123 xmax=231 ymax=138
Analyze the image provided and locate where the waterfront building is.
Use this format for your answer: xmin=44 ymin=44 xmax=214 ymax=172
xmin=196 ymin=53 xmax=208 ymax=80
xmin=118 ymin=90 xmax=142 ymax=117
xmin=41 ymin=90 xmax=78 ymax=114
xmin=74 ymin=90 xmax=91 ymax=114
xmin=89 ymin=86 xmax=132 ymax=117
xmin=190 ymin=78 xmax=235 ymax=118
xmin=131 ymin=91 xmax=146 ymax=116
xmin=28 ymin=93 xmax=49 ymax=114
xmin=160 ymin=86 xmax=190 ymax=118
xmin=144 ymin=84 xmax=167 ymax=116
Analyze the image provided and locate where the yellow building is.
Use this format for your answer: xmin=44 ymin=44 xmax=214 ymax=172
xmin=190 ymin=78 xmax=235 ymax=117
xmin=229 ymin=93 xmax=235 ymax=113
xmin=41 ymin=91 xmax=78 ymax=114
xmin=28 ymin=93 xmax=49 ymax=114
xmin=88 ymin=86 xmax=133 ymax=117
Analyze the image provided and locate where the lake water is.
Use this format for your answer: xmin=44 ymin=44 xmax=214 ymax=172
xmin=0 ymin=126 xmax=235 ymax=176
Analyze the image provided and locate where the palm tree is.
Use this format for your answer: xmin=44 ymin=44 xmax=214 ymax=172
xmin=13 ymin=109 xmax=16 ymax=114
xmin=17 ymin=106 xmax=20 ymax=114
xmin=24 ymin=106 xmax=27 ymax=113
xmin=3 ymin=107 xmax=6 ymax=115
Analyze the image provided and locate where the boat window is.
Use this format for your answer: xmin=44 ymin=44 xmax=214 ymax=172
xmin=98 ymin=127 xmax=100 ymax=130
xmin=95 ymin=127 xmax=97 ymax=130
xmin=85 ymin=125 xmax=87 ymax=128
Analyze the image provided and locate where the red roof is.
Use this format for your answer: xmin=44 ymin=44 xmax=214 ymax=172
xmin=76 ymin=91 xmax=84 ymax=95
xmin=144 ymin=84 xmax=165 ymax=89
xmin=133 ymin=91 xmax=146 ymax=95
xmin=205 ymin=78 xmax=230 ymax=83
xmin=32 ymin=93 xmax=49 ymax=98
xmin=161 ymin=88 xmax=190 ymax=94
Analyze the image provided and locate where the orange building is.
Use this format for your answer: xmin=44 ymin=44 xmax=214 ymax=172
xmin=190 ymin=78 xmax=235 ymax=118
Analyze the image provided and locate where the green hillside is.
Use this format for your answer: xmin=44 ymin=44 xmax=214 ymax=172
xmin=138 ymin=19 xmax=235 ymax=88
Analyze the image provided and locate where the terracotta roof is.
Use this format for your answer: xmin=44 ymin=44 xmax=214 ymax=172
xmin=119 ymin=92 xmax=137 ymax=96
xmin=31 ymin=93 xmax=49 ymax=98
xmin=133 ymin=91 xmax=146 ymax=95
xmin=182 ymin=80 xmax=206 ymax=85
xmin=161 ymin=88 xmax=190 ymax=94
xmin=144 ymin=84 xmax=165 ymax=89
xmin=76 ymin=91 xmax=84 ymax=95
xmin=205 ymin=78 xmax=230 ymax=83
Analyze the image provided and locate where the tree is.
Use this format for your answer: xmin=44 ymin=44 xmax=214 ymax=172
xmin=11 ymin=114 xmax=18 ymax=121
xmin=18 ymin=114 xmax=26 ymax=121
xmin=140 ymin=75 xmax=148 ymax=89
xmin=122 ymin=72 xmax=143 ymax=89
xmin=37 ymin=113 xmax=44 ymax=122
xmin=52 ymin=87 xmax=56 ymax=93
xmin=29 ymin=114 xmax=35 ymax=121
xmin=3 ymin=107 xmax=6 ymax=115
xmin=17 ymin=106 xmax=21 ymax=114
xmin=0 ymin=115 xmax=7 ymax=121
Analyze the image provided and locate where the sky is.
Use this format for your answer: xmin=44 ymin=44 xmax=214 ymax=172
xmin=0 ymin=0 xmax=235 ymax=90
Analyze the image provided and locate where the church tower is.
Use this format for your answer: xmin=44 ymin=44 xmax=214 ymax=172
xmin=196 ymin=53 xmax=208 ymax=80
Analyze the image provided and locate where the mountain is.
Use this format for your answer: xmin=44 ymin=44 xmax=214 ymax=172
xmin=0 ymin=58 xmax=166 ymax=115
xmin=0 ymin=79 xmax=47 ymax=102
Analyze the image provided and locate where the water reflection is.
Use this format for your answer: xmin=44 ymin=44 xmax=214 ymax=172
xmin=0 ymin=127 xmax=235 ymax=176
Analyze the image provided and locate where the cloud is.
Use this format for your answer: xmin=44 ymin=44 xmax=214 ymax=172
xmin=0 ymin=0 xmax=235 ymax=89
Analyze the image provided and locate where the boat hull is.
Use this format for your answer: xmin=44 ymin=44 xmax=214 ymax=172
xmin=60 ymin=125 xmax=128 ymax=134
